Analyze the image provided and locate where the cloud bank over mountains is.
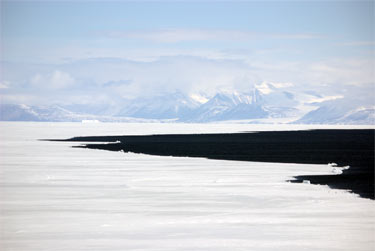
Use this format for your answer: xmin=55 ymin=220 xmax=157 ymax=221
xmin=1 ymin=55 xmax=373 ymax=105
xmin=0 ymin=2 xmax=373 ymax=124
xmin=0 ymin=69 xmax=373 ymax=124
xmin=0 ymin=55 xmax=374 ymax=124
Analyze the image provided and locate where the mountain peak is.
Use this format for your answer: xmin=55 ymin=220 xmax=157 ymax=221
xmin=1 ymin=88 xmax=373 ymax=125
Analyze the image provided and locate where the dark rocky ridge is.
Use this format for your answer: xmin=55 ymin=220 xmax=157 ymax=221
xmin=50 ymin=129 xmax=374 ymax=199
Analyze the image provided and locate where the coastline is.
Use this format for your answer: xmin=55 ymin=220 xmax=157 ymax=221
xmin=53 ymin=129 xmax=375 ymax=199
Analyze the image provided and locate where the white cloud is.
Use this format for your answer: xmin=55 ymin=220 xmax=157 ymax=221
xmin=255 ymin=81 xmax=294 ymax=94
xmin=337 ymin=41 xmax=375 ymax=47
xmin=30 ymin=70 xmax=75 ymax=89
xmin=271 ymin=82 xmax=294 ymax=88
xmin=0 ymin=81 xmax=10 ymax=89
xmin=0 ymin=94 xmax=40 ymax=105
xmin=190 ymin=94 xmax=209 ymax=104
xmin=306 ymin=95 xmax=344 ymax=104
xmin=307 ymin=59 xmax=374 ymax=86
xmin=107 ymin=29 xmax=321 ymax=43
xmin=2 ymin=55 xmax=374 ymax=107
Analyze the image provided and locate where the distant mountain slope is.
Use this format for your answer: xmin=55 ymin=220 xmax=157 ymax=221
xmin=0 ymin=104 xmax=170 ymax=122
xmin=1 ymin=86 xmax=374 ymax=124
xmin=296 ymin=98 xmax=375 ymax=124
xmin=0 ymin=104 xmax=43 ymax=121
xmin=115 ymin=92 xmax=200 ymax=119
xmin=0 ymin=104 xmax=95 ymax=122
xmin=180 ymin=90 xmax=269 ymax=122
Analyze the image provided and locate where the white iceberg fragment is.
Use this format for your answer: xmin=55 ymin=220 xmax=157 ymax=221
xmin=332 ymin=167 xmax=343 ymax=174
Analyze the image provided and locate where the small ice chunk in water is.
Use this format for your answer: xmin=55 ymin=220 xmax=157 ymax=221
xmin=332 ymin=168 xmax=343 ymax=174
xmin=303 ymin=180 xmax=311 ymax=184
xmin=331 ymin=165 xmax=350 ymax=174
xmin=328 ymin=163 xmax=338 ymax=167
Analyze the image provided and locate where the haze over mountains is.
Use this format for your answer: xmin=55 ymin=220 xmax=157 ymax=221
xmin=1 ymin=82 xmax=373 ymax=124
xmin=1 ymin=2 xmax=374 ymax=125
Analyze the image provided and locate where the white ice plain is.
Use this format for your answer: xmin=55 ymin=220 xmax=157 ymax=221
xmin=0 ymin=122 xmax=374 ymax=251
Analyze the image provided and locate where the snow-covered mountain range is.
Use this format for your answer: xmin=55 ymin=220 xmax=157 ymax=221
xmin=0 ymin=104 xmax=170 ymax=123
xmin=1 ymin=83 xmax=374 ymax=124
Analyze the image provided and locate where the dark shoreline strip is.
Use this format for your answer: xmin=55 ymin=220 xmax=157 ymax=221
xmin=49 ymin=129 xmax=375 ymax=199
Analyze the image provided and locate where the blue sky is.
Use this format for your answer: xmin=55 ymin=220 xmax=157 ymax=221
xmin=0 ymin=1 xmax=374 ymax=106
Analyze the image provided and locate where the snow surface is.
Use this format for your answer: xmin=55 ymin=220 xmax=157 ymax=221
xmin=0 ymin=122 xmax=374 ymax=251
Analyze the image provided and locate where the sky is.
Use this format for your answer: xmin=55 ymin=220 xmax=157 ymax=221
xmin=0 ymin=1 xmax=374 ymax=106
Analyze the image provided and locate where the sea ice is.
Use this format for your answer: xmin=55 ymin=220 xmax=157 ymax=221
xmin=0 ymin=122 xmax=374 ymax=251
